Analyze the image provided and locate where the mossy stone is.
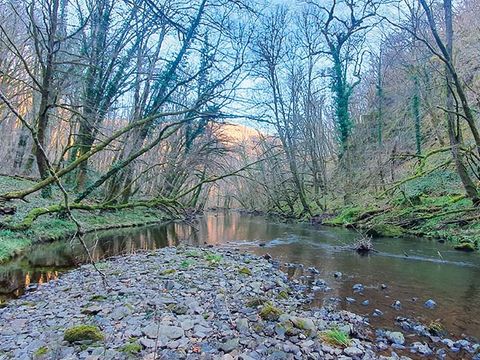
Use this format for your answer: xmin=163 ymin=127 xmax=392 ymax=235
xmin=160 ymin=269 xmax=176 ymax=275
xmin=64 ymin=325 xmax=104 ymax=343
xmin=259 ymin=303 xmax=283 ymax=321
xmin=238 ymin=267 xmax=252 ymax=276
xmin=454 ymin=242 xmax=476 ymax=252
xmin=120 ymin=341 xmax=142 ymax=354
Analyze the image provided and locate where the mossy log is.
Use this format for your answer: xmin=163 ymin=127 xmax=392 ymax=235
xmin=0 ymin=197 xmax=179 ymax=231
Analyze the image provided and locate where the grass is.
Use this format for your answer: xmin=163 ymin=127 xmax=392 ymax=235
xmin=0 ymin=175 xmax=168 ymax=263
xmin=204 ymin=252 xmax=222 ymax=265
xmin=321 ymin=328 xmax=351 ymax=347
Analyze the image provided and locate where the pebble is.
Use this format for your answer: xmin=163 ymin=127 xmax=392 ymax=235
xmin=424 ymin=299 xmax=437 ymax=309
xmin=0 ymin=247 xmax=475 ymax=359
xmin=352 ymin=283 xmax=364 ymax=292
xmin=391 ymin=300 xmax=401 ymax=310
xmin=386 ymin=331 xmax=405 ymax=345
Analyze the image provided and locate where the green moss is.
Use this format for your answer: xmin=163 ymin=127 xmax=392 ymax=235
xmin=324 ymin=206 xmax=365 ymax=225
xmin=34 ymin=346 xmax=48 ymax=357
xmin=259 ymin=303 xmax=283 ymax=321
xmin=321 ymin=328 xmax=351 ymax=347
xmin=160 ymin=269 xmax=176 ymax=275
xmin=238 ymin=267 xmax=252 ymax=276
xmin=89 ymin=294 xmax=107 ymax=302
xmin=0 ymin=232 xmax=31 ymax=263
xmin=252 ymin=323 xmax=264 ymax=333
xmin=120 ymin=341 xmax=142 ymax=354
xmin=367 ymin=224 xmax=404 ymax=237
xmin=454 ymin=242 xmax=476 ymax=252
xmin=64 ymin=325 xmax=104 ymax=343
xmin=277 ymin=290 xmax=289 ymax=299
xmin=428 ymin=321 xmax=445 ymax=336
xmin=274 ymin=321 xmax=297 ymax=336
xmin=292 ymin=318 xmax=307 ymax=330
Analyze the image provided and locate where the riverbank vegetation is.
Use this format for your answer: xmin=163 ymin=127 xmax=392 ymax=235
xmin=1 ymin=0 xmax=480 ymax=260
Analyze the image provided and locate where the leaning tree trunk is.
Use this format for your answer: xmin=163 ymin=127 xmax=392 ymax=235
xmin=443 ymin=0 xmax=479 ymax=205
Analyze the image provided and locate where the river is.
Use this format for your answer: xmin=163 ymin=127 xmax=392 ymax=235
xmin=1 ymin=212 xmax=479 ymax=339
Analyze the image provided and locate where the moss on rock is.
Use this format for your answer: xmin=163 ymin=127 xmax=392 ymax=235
xmin=238 ymin=267 xmax=252 ymax=275
xmin=454 ymin=242 xmax=476 ymax=252
xmin=120 ymin=341 xmax=142 ymax=354
xmin=34 ymin=346 xmax=48 ymax=358
xmin=259 ymin=303 xmax=283 ymax=321
xmin=64 ymin=325 xmax=104 ymax=343
xmin=160 ymin=269 xmax=176 ymax=275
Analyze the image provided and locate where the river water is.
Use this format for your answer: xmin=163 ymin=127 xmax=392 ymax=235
xmin=1 ymin=212 xmax=479 ymax=339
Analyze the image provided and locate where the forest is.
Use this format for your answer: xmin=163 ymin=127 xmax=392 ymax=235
xmin=1 ymin=0 xmax=480 ymax=258
xmin=1 ymin=0 xmax=480 ymax=358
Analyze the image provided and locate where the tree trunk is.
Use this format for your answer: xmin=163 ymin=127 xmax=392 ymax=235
xmin=443 ymin=0 xmax=479 ymax=204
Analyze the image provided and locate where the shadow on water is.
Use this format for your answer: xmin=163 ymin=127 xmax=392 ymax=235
xmin=1 ymin=211 xmax=479 ymax=339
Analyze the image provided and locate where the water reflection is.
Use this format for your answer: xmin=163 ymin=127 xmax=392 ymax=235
xmin=1 ymin=212 xmax=479 ymax=339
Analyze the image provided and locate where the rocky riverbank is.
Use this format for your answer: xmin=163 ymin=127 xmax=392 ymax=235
xmin=0 ymin=246 xmax=478 ymax=359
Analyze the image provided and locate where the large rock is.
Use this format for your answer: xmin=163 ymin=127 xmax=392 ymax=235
xmin=386 ymin=331 xmax=405 ymax=345
xmin=344 ymin=346 xmax=363 ymax=357
xmin=142 ymin=324 xmax=184 ymax=340
xmin=411 ymin=342 xmax=432 ymax=355
xmin=219 ymin=338 xmax=239 ymax=353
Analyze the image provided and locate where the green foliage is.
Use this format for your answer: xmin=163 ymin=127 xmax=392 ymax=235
xmin=63 ymin=325 xmax=104 ymax=343
xmin=180 ymin=259 xmax=195 ymax=268
xmin=277 ymin=290 xmax=289 ymax=299
xmin=0 ymin=175 xmax=168 ymax=263
xmin=321 ymin=328 xmax=351 ymax=347
xmin=325 ymin=206 xmax=364 ymax=225
xmin=0 ymin=232 xmax=31 ymax=262
xmin=402 ymin=169 xmax=460 ymax=198
xmin=204 ymin=253 xmax=222 ymax=265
